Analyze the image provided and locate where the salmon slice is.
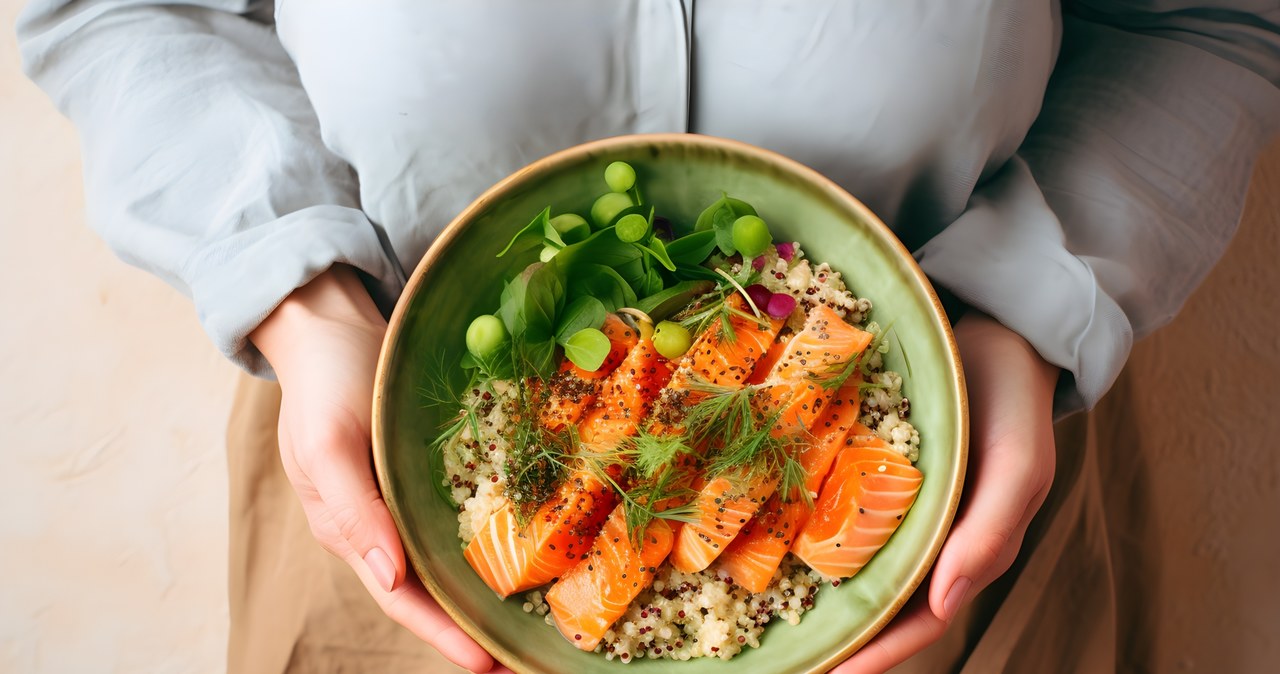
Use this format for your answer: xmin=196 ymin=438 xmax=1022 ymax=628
xmin=463 ymin=471 xmax=616 ymax=598
xmin=539 ymin=315 xmax=638 ymax=430
xmin=668 ymin=472 xmax=779 ymax=573
xmin=664 ymin=295 xmax=784 ymax=398
xmin=716 ymin=383 xmax=864 ymax=592
xmin=746 ymin=337 xmax=788 ymax=385
xmin=545 ymin=504 xmax=675 ymax=651
xmin=577 ymin=338 xmax=675 ymax=448
xmin=754 ymin=306 xmax=872 ymax=435
xmin=668 ymin=307 xmax=871 ymax=572
xmin=791 ymin=438 xmax=921 ymax=580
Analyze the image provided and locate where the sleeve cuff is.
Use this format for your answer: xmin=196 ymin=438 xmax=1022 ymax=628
xmin=184 ymin=204 xmax=406 ymax=377
xmin=915 ymin=158 xmax=1133 ymax=419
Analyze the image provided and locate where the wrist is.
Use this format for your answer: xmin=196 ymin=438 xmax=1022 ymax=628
xmin=954 ymin=313 xmax=1059 ymax=402
xmin=250 ymin=265 xmax=387 ymax=373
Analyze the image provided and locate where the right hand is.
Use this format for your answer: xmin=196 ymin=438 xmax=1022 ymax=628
xmin=251 ymin=266 xmax=507 ymax=673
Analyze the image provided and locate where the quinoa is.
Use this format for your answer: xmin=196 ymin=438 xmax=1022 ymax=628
xmin=859 ymin=369 xmax=920 ymax=463
xmin=440 ymin=380 xmax=517 ymax=543
xmin=520 ymin=559 xmax=822 ymax=662
xmin=746 ymin=242 xmax=872 ymax=330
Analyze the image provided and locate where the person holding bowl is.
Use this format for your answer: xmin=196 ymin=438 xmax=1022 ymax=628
xmin=17 ymin=1 xmax=1279 ymax=672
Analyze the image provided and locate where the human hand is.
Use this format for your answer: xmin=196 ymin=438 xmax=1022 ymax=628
xmin=833 ymin=313 xmax=1059 ymax=673
xmin=251 ymin=266 xmax=501 ymax=673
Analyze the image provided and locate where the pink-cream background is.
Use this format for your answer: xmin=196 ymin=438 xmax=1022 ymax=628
xmin=1 ymin=3 xmax=1277 ymax=670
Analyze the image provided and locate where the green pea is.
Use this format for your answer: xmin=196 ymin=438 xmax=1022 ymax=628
xmin=590 ymin=192 xmax=634 ymax=229
xmin=539 ymin=244 xmax=559 ymax=262
xmin=549 ymin=213 xmax=591 ymax=244
xmin=652 ymin=321 xmax=693 ymax=360
xmin=732 ymin=215 xmax=772 ymax=257
xmin=465 ymin=314 xmax=508 ymax=359
xmin=615 ymin=213 xmax=650 ymax=243
xmin=604 ymin=161 xmax=637 ymax=193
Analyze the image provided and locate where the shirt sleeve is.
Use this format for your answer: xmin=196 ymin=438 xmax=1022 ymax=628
xmin=915 ymin=3 xmax=1280 ymax=417
xmin=16 ymin=1 xmax=407 ymax=375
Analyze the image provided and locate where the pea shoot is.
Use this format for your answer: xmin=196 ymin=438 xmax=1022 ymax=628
xmin=604 ymin=161 xmax=637 ymax=193
xmin=590 ymin=192 xmax=633 ymax=229
xmin=465 ymin=314 xmax=508 ymax=360
xmin=732 ymin=214 xmax=772 ymax=257
xmin=615 ymin=212 xmax=650 ymax=243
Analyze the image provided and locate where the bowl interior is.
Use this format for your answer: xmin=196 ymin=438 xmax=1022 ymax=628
xmin=374 ymin=135 xmax=965 ymax=673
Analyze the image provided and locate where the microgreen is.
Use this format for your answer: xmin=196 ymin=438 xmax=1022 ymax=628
xmin=563 ymin=327 xmax=611 ymax=371
xmin=695 ymin=193 xmax=758 ymax=256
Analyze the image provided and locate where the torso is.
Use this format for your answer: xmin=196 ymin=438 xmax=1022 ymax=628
xmin=275 ymin=0 xmax=1060 ymax=274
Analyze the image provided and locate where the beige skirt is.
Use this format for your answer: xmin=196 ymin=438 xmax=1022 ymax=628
xmin=222 ymin=374 xmax=1115 ymax=674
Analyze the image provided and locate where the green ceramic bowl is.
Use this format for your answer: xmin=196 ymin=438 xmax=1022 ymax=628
xmin=373 ymin=134 xmax=967 ymax=673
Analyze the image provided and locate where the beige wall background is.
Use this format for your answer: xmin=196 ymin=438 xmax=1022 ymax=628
xmin=1 ymin=2 xmax=1276 ymax=672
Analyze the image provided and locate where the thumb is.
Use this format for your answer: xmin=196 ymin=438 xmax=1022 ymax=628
xmin=925 ymin=436 xmax=1050 ymax=623
xmin=304 ymin=418 xmax=407 ymax=593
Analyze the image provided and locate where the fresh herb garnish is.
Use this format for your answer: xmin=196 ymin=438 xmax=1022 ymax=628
xmin=502 ymin=396 xmax=573 ymax=525
xmin=695 ymin=193 xmax=758 ymax=256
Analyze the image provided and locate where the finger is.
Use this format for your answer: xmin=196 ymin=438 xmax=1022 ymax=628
xmin=927 ymin=440 xmax=1051 ymax=622
xmin=831 ymin=590 xmax=947 ymax=674
xmin=302 ymin=417 xmax=409 ymax=593
xmin=339 ymin=546 xmax=497 ymax=673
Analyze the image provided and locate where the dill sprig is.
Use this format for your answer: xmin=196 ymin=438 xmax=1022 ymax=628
xmin=675 ymin=284 xmax=764 ymax=345
xmin=680 ymin=379 xmax=761 ymax=447
xmin=577 ymin=445 xmax=699 ymax=549
xmin=502 ymin=389 xmax=573 ymax=526
xmin=777 ymin=450 xmax=813 ymax=508
xmin=619 ymin=431 xmax=693 ymax=480
xmin=621 ymin=470 xmax=700 ymax=548
xmin=816 ymin=319 xmax=897 ymax=391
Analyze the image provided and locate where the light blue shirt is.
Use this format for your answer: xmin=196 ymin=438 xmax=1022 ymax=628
xmin=17 ymin=0 xmax=1280 ymax=415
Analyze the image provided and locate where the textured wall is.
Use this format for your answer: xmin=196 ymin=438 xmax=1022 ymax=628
xmin=0 ymin=3 xmax=1276 ymax=671
xmin=0 ymin=5 xmax=237 ymax=671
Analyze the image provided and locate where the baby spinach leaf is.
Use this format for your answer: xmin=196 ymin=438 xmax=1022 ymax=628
xmin=637 ymin=235 xmax=677 ymax=272
xmin=640 ymin=265 xmax=665 ymax=297
xmin=497 ymin=206 xmax=551 ymax=258
xmin=555 ymin=296 xmax=607 ymax=345
xmin=672 ymin=264 xmax=724 ymax=282
xmin=498 ymin=274 xmax=529 ymax=336
xmin=563 ymin=328 xmax=611 ymax=372
xmin=568 ymin=264 xmax=637 ymax=312
xmin=636 ymin=280 xmax=715 ymax=321
xmin=665 ymin=230 xmax=718 ymax=266
xmin=522 ymin=261 xmax=564 ymax=341
xmin=520 ymin=337 xmax=559 ymax=379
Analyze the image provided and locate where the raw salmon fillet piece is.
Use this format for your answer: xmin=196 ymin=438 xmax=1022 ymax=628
xmin=669 ymin=306 xmax=871 ymax=572
xmin=791 ymin=437 xmax=922 ymax=580
xmin=463 ymin=471 xmax=616 ymax=598
xmin=545 ymin=504 xmax=674 ymax=651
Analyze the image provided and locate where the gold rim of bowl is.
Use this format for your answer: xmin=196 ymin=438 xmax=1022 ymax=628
xmin=372 ymin=132 xmax=969 ymax=674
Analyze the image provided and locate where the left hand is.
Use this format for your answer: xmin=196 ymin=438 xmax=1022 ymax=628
xmin=833 ymin=313 xmax=1059 ymax=673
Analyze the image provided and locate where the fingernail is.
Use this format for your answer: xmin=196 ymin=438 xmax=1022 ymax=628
xmin=943 ymin=576 xmax=972 ymax=621
xmin=364 ymin=547 xmax=396 ymax=593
